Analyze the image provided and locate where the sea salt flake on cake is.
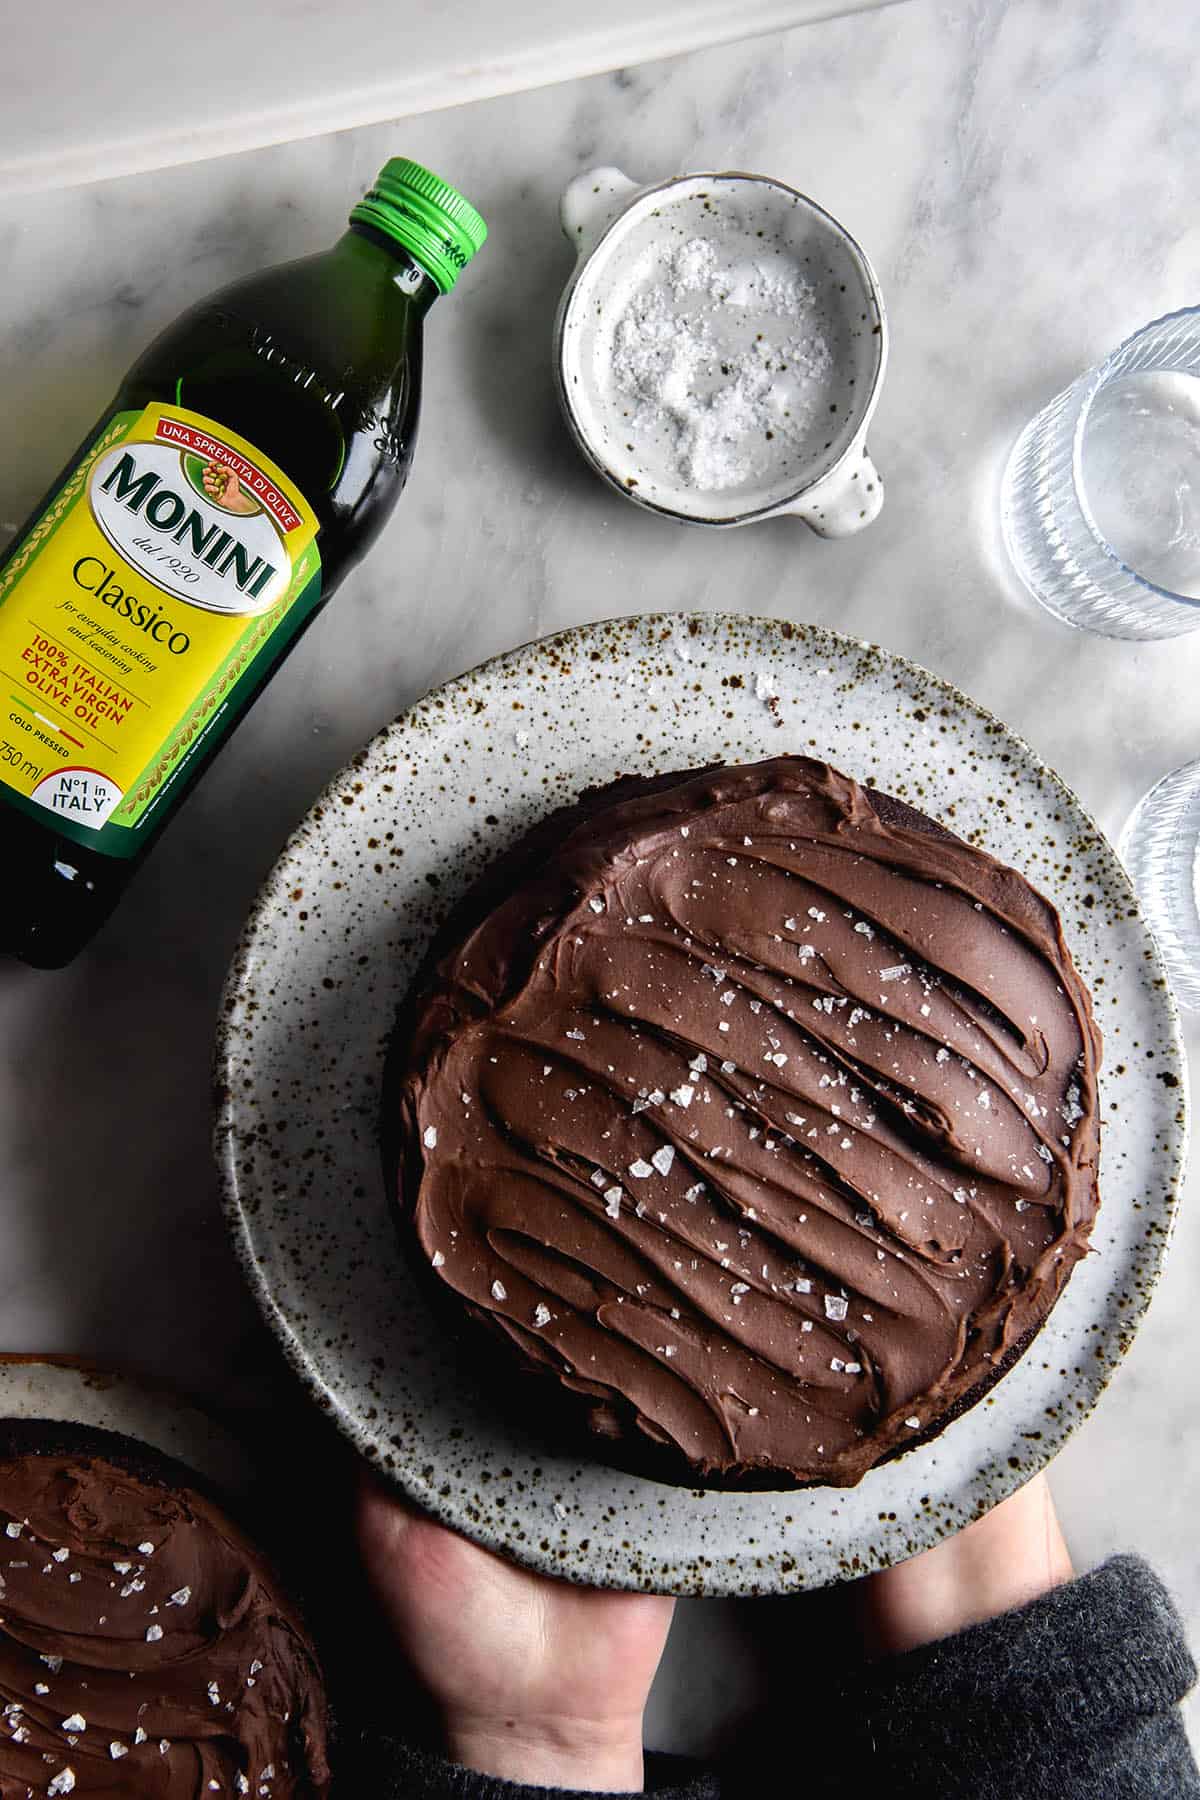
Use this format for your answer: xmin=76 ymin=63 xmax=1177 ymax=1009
xmin=905 ymin=1416 xmax=921 ymax=1429
xmin=604 ymin=1187 xmax=623 ymax=1218
xmin=145 ymin=1625 xmax=163 ymax=1642
xmin=423 ymin=1126 xmax=438 ymax=1149
xmin=628 ymin=1159 xmax=653 ymax=1179
xmin=491 ymin=1280 xmax=508 ymax=1301
xmin=824 ymin=1295 xmax=849 ymax=1321
xmin=588 ymin=897 xmax=604 ymax=914
xmin=47 ymin=1770 xmax=75 ymax=1796
xmin=879 ymin=964 xmax=911 ymax=981
xmin=651 ymin=1146 xmax=675 ymax=1176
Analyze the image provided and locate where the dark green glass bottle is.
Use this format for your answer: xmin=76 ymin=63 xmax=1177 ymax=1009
xmin=0 ymin=158 xmax=485 ymax=967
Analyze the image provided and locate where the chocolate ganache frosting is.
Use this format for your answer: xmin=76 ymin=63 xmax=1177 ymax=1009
xmin=0 ymin=1433 xmax=329 ymax=1797
xmin=395 ymin=756 xmax=1102 ymax=1487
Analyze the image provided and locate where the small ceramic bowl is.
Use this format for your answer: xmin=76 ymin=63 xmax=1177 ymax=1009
xmin=554 ymin=167 xmax=887 ymax=535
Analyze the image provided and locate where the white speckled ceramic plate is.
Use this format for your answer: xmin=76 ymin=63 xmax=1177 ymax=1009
xmin=215 ymin=613 xmax=1187 ymax=1596
xmin=0 ymin=1356 xmax=254 ymax=1495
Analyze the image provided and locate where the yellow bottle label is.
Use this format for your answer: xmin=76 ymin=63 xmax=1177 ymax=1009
xmin=0 ymin=403 xmax=321 ymax=857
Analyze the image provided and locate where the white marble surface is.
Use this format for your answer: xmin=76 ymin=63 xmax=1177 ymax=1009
xmin=1 ymin=0 xmax=1198 ymax=1758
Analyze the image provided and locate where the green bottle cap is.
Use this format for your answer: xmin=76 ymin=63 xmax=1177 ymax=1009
xmin=350 ymin=157 xmax=487 ymax=293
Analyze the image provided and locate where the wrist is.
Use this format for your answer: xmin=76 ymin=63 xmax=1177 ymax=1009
xmin=858 ymin=1473 xmax=1073 ymax=1657
xmin=444 ymin=1712 xmax=644 ymax=1792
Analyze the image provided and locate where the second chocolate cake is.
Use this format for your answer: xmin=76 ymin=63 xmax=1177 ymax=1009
xmin=392 ymin=756 xmax=1102 ymax=1489
xmin=0 ymin=1419 xmax=330 ymax=1797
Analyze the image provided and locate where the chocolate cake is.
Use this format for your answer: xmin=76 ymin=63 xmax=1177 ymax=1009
xmin=0 ymin=1419 xmax=330 ymax=1796
xmin=392 ymin=756 xmax=1102 ymax=1489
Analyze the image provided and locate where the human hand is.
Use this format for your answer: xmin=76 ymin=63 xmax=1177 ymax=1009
xmin=202 ymin=460 xmax=257 ymax=513
xmin=856 ymin=1471 xmax=1073 ymax=1657
xmin=356 ymin=1475 xmax=675 ymax=1791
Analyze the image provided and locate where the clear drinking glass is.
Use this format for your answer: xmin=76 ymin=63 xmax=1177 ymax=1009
xmin=1120 ymin=758 xmax=1200 ymax=1010
xmin=1001 ymin=306 xmax=1200 ymax=639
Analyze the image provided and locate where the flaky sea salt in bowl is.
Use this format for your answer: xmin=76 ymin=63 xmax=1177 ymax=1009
xmin=555 ymin=167 xmax=887 ymax=535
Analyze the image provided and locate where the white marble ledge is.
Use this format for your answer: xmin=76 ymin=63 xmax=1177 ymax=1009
xmin=1 ymin=0 xmax=1198 ymax=1761
xmin=0 ymin=0 xmax=899 ymax=195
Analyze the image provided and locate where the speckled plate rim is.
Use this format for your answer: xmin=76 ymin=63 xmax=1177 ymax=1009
xmin=0 ymin=1354 xmax=256 ymax=1496
xmin=215 ymin=611 xmax=1188 ymax=1596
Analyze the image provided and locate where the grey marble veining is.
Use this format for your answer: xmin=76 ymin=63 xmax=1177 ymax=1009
xmin=1 ymin=0 xmax=1198 ymax=1757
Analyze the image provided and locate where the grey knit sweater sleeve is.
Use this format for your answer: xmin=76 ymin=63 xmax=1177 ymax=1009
xmin=340 ymin=1745 xmax=718 ymax=1800
xmin=347 ymin=1556 xmax=1196 ymax=1799
xmin=822 ymin=1553 xmax=1200 ymax=1798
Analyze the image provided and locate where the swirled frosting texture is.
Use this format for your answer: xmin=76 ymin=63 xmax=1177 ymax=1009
xmin=397 ymin=758 xmax=1101 ymax=1487
xmin=0 ymin=1449 xmax=330 ymax=1796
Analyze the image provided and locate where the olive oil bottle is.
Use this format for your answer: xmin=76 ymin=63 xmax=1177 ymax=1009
xmin=0 ymin=158 xmax=486 ymax=967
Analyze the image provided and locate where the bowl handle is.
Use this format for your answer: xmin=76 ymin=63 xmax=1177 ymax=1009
xmin=560 ymin=167 xmax=639 ymax=258
xmin=780 ymin=446 xmax=885 ymax=538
